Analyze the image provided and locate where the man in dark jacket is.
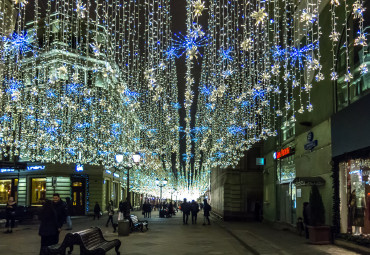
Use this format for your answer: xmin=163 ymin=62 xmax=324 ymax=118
xmin=191 ymin=200 xmax=199 ymax=224
xmin=181 ymin=198 xmax=190 ymax=224
xmin=203 ymin=199 xmax=211 ymax=225
xmin=53 ymin=193 xmax=67 ymax=242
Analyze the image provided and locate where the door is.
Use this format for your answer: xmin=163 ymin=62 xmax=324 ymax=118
xmin=71 ymin=178 xmax=86 ymax=215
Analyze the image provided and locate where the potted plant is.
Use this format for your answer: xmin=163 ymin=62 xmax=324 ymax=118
xmin=307 ymin=185 xmax=331 ymax=244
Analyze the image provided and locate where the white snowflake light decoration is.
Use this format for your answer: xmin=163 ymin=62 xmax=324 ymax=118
xmin=76 ymin=0 xmax=86 ymax=19
xmin=329 ymin=31 xmax=340 ymax=42
xmin=250 ymin=8 xmax=268 ymax=25
xmin=241 ymin=38 xmax=253 ymax=51
xmin=354 ymin=33 xmax=367 ymax=47
xmin=193 ymin=0 xmax=205 ymax=17
xmin=301 ymin=9 xmax=316 ymax=24
xmin=360 ymin=63 xmax=368 ymax=75
xmin=90 ymin=43 xmax=101 ymax=56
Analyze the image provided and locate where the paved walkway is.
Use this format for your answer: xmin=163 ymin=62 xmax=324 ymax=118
xmin=0 ymin=211 xmax=366 ymax=255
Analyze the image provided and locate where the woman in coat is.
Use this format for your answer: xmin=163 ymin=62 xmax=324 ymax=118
xmin=5 ymin=196 xmax=17 ymax=233
xmin=39 ymin=200 xmax=59 ymax=255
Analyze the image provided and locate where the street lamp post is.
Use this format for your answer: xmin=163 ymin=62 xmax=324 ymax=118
xmin=155 ymin=178 xmax=167 ymax=205
xmin=115 ymin=152 xmax=141 ymax=205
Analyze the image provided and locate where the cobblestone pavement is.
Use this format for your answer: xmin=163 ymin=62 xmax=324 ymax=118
xmin=0 ymin=211 xmax=366 ymax=255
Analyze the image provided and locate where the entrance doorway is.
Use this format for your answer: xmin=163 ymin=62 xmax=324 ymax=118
xmin=71 ymin=177 xmax=86 ymax=215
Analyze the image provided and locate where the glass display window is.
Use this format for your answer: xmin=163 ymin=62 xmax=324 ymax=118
xmin=278 ymin=155 xmax=296 ymax=183
xmin=0 ymin=180 xmax=12 ymax=204
xmin=342 ymin=159 xmax=370 ymax=235
xmin=31 ymin=178 xmax=46 ymax=205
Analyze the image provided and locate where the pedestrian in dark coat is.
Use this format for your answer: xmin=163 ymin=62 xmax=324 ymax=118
xmin=4 ymin=196 xmax=17 ymax=233
xmin=65 ymin=197 xmax=73 ymax=230
xmin=52 ymin=193 xmax=67 ymax=243
xmin=303 ymin=202 xmax=311 ymax=239
xmin=39 ymin=200 xmax=59 ymax=255
xmin=106 ymin=200 xmax=114 ymax=227
xmin=203 ymin=199 xmax=211 ymax=225
xmin=191 ymin=200 xmax=199 ymax=224
xmin=181 ymin=198 xmax=190 ymax=224
xmin=94 ymin=202 xmax=101 ymax=220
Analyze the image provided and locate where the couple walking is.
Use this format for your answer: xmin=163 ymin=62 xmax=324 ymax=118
xmin=181 ymin=198 xmax=211 ymax=225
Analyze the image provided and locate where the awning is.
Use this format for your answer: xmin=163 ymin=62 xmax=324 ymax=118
xmin=292 ymin=177 xmax=326 ymax=187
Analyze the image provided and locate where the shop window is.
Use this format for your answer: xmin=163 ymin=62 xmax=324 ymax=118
xmin=0 ymin=180 xmax=12 ymax=204
xmin=278 ymin=155 xmax=296 ymax=182
xmin=72 ymin=182 xmax=83 ymax=187
xmin=31 ymin=178 xmax=46 ymax=205
xmin=341 ymin=159 xmax=370 ymax=235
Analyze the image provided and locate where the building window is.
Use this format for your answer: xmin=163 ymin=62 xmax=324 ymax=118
xmin=0 ymin=180 xmax=12 ymax=204
xmin=31 ymin=178 xmax=46 ymax=205
xmin=336 ymin=2 xmax=370 ymax=111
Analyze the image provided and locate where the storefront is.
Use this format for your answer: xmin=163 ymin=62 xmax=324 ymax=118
xmin=339 ymin=159 xmax=370 ymax=235
xmin=275 ymin=146 xmax=296 ymax=224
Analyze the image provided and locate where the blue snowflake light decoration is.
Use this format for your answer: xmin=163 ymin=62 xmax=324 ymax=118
xmin=218 ymin=47 xmax=234 ymax=63
xmin=172 ymin=32 xmax=207 ymax=58
xmin=2 ymin=32 xmax=33 ymax=57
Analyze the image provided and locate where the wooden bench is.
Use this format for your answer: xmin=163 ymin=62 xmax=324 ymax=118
xmin=47 ymin=232 xmax=74 ymax=255
xmin=73 ymin=227 xmax=121 ymax=255
xmin=130 ymin=215 xmax=148 ymax=232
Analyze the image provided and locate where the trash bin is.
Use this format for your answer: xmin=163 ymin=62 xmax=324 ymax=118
xmin=118 ymin=219 xmax=130 ymax=236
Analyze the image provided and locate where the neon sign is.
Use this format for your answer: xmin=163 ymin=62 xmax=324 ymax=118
xmin=27 ymin=165 xmax=45 ymax=171
xmin=273 ymin=147 xmax=293 ymax=159
xmin=75 ymin=164 xmax=84 ymax=172
xmin=0 ymin=168 xmax=15 ymax=173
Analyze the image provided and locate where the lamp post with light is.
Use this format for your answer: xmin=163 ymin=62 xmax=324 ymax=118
xmin=115 ymin=152 xmax=141 ymax=205
xmin=155 ymin=178 xmax=167 ymax=206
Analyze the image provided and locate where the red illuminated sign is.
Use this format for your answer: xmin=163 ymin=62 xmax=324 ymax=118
xmin=273 ymin=147 xmax=292 ymax=159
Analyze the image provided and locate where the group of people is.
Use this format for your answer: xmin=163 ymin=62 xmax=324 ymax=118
xmin=142 ymin=201 xmax=152 ymax=218
xmin=181 ymin=198 xmax=211 ymax=225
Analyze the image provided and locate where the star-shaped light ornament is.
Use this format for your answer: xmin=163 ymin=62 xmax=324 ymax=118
xmin=193 ymin=0 xmax=206 ymax=17
xmin=241 ymin=38 xmax=253 ymax=51
xmin=315 ymin=72 xmax=324 ymax=82
xmin=329 ymin=31 xmax=340 ymax=42
xmin=76 ymin=0 xmax=87 ymax=18
xmin=190 ymin=24 xmax=205 ymax=39
xmin=353 ymin=1 xmax=365 ymax=19
xmin=354 ymin=33 xmax=367 ymax=47
xmin=90 ymin=43 xmax=101 ymax=56
xmin=250 ymin=8 xmax=268 ymax=25
xmin=187 ymin=45 xmax=198 ymax=60
xmin=301 ymin=9 xmax=316 ymax=24
xmin=360 ymin=63 xmax=368 ymax=75
xmin=72 ymin=72 xmax=79 ymax=81
xmin=13 ymin=0 xmax=28 ymax=6
xmin=344 ymin=71 xmax=353 ymax=82
xmin=330 ymin=72 xmax=338 ymax=80
xmin=58 ymin=66 xmax=68 ymax=76
xmin=331 ymin=0 xmax=340 ymax=6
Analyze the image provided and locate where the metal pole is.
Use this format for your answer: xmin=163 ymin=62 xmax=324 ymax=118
xmin=160 ymin=185 xmax=162 ymax=204
xmin=127 ymin=167 xmax=130 ymax=205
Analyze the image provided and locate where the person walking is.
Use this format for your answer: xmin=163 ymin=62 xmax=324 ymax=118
xmin=39 ymin=200 xmax=59 ymax=255
xmin=65 ymin=197 xmax=73 ymax=230
xmin=106 ymin=200 xmax=114 ymax=227
xmin=303 ymin=202 xmax=311 ymax=239
xmin=4 ymin=196 xmax=17 ymax=233
xmin=94 ymin=202 xmax=101 ymax=220
xmin=191 ymin=200 xmax=199 ymax=224
xmin=203 ymin=199 xmax=211 ymax=225
xmin=52 ymin=193 xmax=67 ymax=242
xmin=181 ymin=198 xmax=190 ymax=224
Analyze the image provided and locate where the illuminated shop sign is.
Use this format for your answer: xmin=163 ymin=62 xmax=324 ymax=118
xmin=273 ymin=147 xmax=293 ymax=159
xmin=256 ymin=158 xmax=265 ymax=165
xmin=105 ymin=170 xmax=112 ymax=174
xmin=113 ymin=173 xmax=119 ymax=178
xmin=0 ymin=168 xmax=15 ymax=173
xmin=27 ymin=165 xmax=45 ymax=171
xmin=75 ymin=164 xmax=84 ymax=172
